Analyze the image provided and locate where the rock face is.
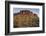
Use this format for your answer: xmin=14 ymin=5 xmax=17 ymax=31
xmin=13 ymin=10 xmax=39 ymax=28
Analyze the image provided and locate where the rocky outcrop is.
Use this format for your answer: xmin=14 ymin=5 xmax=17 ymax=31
xmin=13 ymin=10 xmax=39 ymax=28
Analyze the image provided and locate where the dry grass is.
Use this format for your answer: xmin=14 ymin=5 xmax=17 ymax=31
xmin=13 ymin=14 xmax=39 ymax=28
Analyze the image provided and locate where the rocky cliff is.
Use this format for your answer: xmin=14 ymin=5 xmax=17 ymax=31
xmin=13 ymin=10 xmax=39 ymax=28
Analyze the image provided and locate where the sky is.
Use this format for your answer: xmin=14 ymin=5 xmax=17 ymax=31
xmin=13 ymin=8 xmax=39 ymax=17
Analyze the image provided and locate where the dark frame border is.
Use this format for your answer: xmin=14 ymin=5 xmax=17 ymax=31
xmin=5 ymin=1 xmax=45 ymax=35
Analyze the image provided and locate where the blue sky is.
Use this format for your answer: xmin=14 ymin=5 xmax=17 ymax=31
xmin=13 ymin=8 xmax=39 ymax=14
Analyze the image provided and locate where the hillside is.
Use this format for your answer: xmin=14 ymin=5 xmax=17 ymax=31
xmin=13 ymin=10 xmax=39 ymax=28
